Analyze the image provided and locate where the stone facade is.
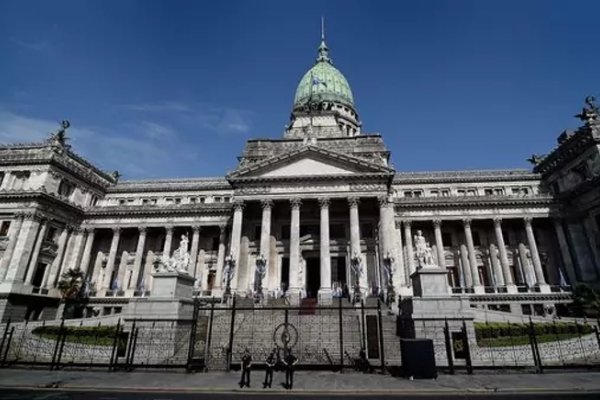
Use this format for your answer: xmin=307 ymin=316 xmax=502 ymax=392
xmin=0 ymin=37 xmax=596 ymax=322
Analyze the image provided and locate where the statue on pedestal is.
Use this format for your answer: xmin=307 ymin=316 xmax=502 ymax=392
xmin=350 ymin=252 xmax=363 ymax=303
xmin=382 ymin=251 xmax=396 ymax=305
xmin=222 ymin=253 xmax=236 ymax=301
xmin=254 ymin=254 xmax=267 ymax=302
xmin=414 ymin=230 xmax=436 ymax=268
xmin=156 ymin=233 xmax=191 ymax=274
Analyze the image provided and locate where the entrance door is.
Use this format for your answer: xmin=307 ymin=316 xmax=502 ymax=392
xmin=331 ymin=257 xmax=346 ymax=286
xmin=281 ymin=257 xmax=290 ymax=292
xmin=305 ymin=258 xmax=320 ymax=298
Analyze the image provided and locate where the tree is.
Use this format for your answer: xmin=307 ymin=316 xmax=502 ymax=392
xmin=57 ymin=267 xmax=86 ymax=318
xmin=572 ymin=284 xmax=600 ymax=317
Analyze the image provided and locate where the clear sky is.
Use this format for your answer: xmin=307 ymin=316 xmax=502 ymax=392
xmin=1 ymin=0 xmax=598 ymax=179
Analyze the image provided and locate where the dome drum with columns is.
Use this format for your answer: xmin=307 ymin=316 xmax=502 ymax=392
xmin=0 ymin=28 xmax=597 ymax=323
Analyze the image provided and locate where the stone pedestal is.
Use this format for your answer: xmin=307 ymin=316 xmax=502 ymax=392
xmin=318 ymin=288 xmax=333 ymax=305
xmin=126 ymin=271 xmax=195 ymax=321
xmin=410 ymin=266 xmax=451 ymax=297
xmin=400 ymin=265 xmax=475 ymax=349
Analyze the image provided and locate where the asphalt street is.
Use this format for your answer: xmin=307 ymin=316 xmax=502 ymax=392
xmin=1 ymin=388 xmax=600 ymax=400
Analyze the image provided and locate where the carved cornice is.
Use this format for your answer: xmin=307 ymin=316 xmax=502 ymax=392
xmin=394 ymin=169 xmax=540 ymax=184
xmin=84 ymin=203 xmax=232 ymax=218
xmin=534 ymin=127 xmax=600 ymax=176
xmin=393 ymin=195 xmax=555 ymax=209
xmin=108 ymin=177 xmax=231 ymax=193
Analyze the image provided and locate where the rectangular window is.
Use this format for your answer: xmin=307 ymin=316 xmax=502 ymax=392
xmin=200 ymin=197 xmax=206 ymax=203
xmin=150 ymin=198 xmax=157 ymax=205
xmin=118 ymin=199 xmax=126 ymax=205
xmin=223 ymin=197 xmax=230 ymax=203
xmin=457 ymin=189 xmax=465 ymax=196
xmin=142 ymin=199 xmax=149 ymax=205
xmin=174 ymin=198 xmax=181 ymax=204
xmin=484 ymin=189 xmax=493 ymax=196
xmin=189 ymin=197 xmax=196 ymax=203
xmin=472 ymin=231 xmax=481 ymax=247
xmin=58 ymin=179 xmax=75 ymax=197
xmin=494 ymin=188 xmax=504 ymax=195
xmin=127 ymin=199 xmax=134 ymax=204
xmin=214 ymin=197 xmax=221 ymax=203
xmin=413 ymin=191 xmax=422 ymax=198
xmin=281 ymin=225 xmax=290 ymax=240
xmin=430 ymin=190 xmax=439 ymax=197
xmin=360 ymin=223 xmax=373 ymax=238
xmin=441 ymin=189 xmax=450 ymax=197
xmin=165 ymin=198 xmax=173 ymax=204
xmin=441 ymin=232 xmax=452 ymax=247
xmin=466 ymin=189 xmax=476 ymax=196
xmin=403 ymin=191 xmax=413 ymax=198
xmin=0 ymin=221 xmax=10 ymax=236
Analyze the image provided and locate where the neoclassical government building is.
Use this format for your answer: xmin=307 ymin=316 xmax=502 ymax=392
xmin=0 ymin=35 xmax=599 ymax=322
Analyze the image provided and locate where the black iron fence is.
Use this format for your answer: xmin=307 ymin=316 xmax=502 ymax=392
xmin=1 ymin=300 xmax=599 ymax=374
xmin=0 ymin=298 xmax=396 ymax=373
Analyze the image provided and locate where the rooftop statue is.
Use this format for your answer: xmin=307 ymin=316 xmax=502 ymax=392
xmin=575 ymin=95 xmax=599 ymax=124
xmin=48 ymin=120 xmax=71 ymax=148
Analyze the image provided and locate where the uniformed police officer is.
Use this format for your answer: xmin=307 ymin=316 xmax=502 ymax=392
xmin=282 ymin=349 xmax=298 ymax=390
xmin=263 ymin=348 xmax=276 ymax=388
xmin=239 ymin=348 xmax=252 ymax=388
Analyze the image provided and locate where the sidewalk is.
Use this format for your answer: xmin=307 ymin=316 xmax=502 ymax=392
xmin=0 ymin=368 xmax=599 ymax=394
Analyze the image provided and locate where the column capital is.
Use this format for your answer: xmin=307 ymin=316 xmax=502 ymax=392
xmin=218 ymin=223 xmax=228 ymax=233
xmin=137 ymin=226 xmax=147 ymax=234
xmin=191 ymin=225 xmax=202 ymax=233
xmin=493 ymin=217 xmax=503 ymax=226
xmin=462 ymin=218 xmax=472 ymax=227
xmin=233 ymin=199 xmax=245 ymax=211
xmin=394 ymin=220 xmax=402 ymax=230
xmin=260 ymin=199 xmax=273 ymax=210
xmin=348 ymin=196 xmax=360 ymax=208
xmin=318 ymin=197 xmax=330 ymax=208
xmin=432 ymin=219 xmax=442 ymax=228
xmin=164 ymin=225 xmax=174 ymax=234
xmin=401 ymin=219 xmax=412 ymax=228
xmin=523 ymin=216 xmax=534 ymax=226
xmin=83 ymin=226 xmax=95 ymax=234
xmin=290 ymin=197 xmax=302 ymax=209
xmin=377 ymin=195 xmax=391 ymax=208
xmin=112 ymin=226 xmax=121 ymax=235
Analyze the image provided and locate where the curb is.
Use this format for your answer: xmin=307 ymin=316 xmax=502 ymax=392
xmin=1 ymin=384 xmax=600 ymax=395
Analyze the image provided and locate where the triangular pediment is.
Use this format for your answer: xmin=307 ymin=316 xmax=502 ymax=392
xmin=228 ymin=145 xmax=394 ymax=181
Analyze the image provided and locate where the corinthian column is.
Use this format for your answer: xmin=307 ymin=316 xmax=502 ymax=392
xmin=319 ymin=198 xmax=331 ymax=300
xmin=524 ymin=217 xmax=550 ymax=292
xmin=552 ymin=218 xmax=577 ymax=285
xmin=229 ymin=201 xmax=244 ymax=290
xmin=494 ymin=217 xmax=515 ymax=292
xmin=288 ymin=198 xmax=302 ymax=292
xmin=42 ymin=225 xmax=70 ymax=289
xmin=190 ymin=226 xmax=201 ymax=277
xmin=433 ymin=219 xmax=445 ymax=268
xmin=463 ymin=219 xmax=482 ymax=291
xmin=104 ymin=227 xmax=121 ymax=289
xmin=25 ymin=218 xmax=48 ymax=284
xmin=79 ymin=228 xmax=96 ymax=275
xmin=348 ymin=197 xmax=367 ymax=292
xmin=0 ymin=214 xmax=24 ymax=281
xmin=403 ymin=221 xmax=415 ymax=279
xmin=131 ymin=227 xmax=146 ymax=290
xmin=215 ymin=224 xmax=227 ymax=291
xmin=163 ymin=226 xmax=174 ymax=257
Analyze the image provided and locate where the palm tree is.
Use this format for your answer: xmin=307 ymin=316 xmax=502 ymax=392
xmin=57 ymin=267 xmax=85 ymax=300
xmin=57 ymin=267 xmax=86 ymax=318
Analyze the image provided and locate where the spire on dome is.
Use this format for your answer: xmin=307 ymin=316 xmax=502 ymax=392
xmin=316 ymin=16 xmax=331 ymax=64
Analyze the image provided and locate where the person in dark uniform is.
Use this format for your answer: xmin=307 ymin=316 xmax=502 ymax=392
xmin=263 ymin=349 xmax=276 ymax=388
xmin=282 ymin=349 xmax=298 ymax=390
xmin=239 ymin=348 xmax=252 ymax=388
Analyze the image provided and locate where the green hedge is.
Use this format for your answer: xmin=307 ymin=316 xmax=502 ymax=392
xmin=32 ymin=325 xmax=120 ymax=346
xmin=474 ymin=322 xmax=594 ymax=340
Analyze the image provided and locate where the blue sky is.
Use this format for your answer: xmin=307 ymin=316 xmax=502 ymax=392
xmin=0 ymin=0 xmax=598 ymax=179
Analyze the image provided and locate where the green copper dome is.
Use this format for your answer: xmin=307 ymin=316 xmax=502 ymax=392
xmin=293 ymin=40 xmax=355 ymax=110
